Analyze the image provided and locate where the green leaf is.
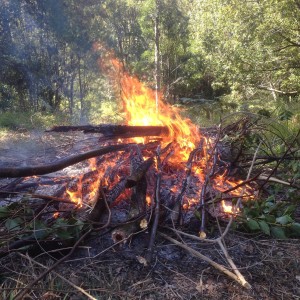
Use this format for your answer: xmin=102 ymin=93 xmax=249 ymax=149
xmin=55 ymin=230 xmax=72 ymax=240
xmin=270 ymin=227 xmax=286 ymax=239
xmin=290 ymin=223 xmax=300 ymax=235
xmin=276 ymin=215 xmax=294 ymax=225
xmin=283 ymin=205 xmax=296 ymax=215
xmin=258 ymin=220 xmax=270 ymax=235
xmin=246 ymin=219 xmax=260 ymax=231
xmin=5 ymin=218 xmax=22 ymax=231
xmin=194 ymin=210 xmax=201 ymax=221
xmin=265 ymin=215 xmax=276 ymax=223
xmin=32 ymin=229 xmax=50 ymax=240
xmin=278 ymin=109 xmax=293 ymax=121
xmin=0 ymin=207 xmax=9 ymax=219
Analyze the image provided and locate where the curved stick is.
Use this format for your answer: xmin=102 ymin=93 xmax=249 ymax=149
xmin=0 ymin=144 xmax=128 ymax=178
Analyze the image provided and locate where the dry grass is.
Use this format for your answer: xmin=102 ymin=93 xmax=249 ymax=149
xmin=1 ymin=230 xmax=299 ymax=299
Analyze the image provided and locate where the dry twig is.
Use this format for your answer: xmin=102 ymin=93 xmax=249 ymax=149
xmin=159 ymin=232 xmax=251 ymax=289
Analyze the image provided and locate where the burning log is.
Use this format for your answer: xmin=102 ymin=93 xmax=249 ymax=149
xmin=111 ymin=149 xmax=150 ymax=243
xmin=125 ymin=157 xmax=154 ymax=188
xmin=0 ymin=144 xmax=128 ymax=178
xmin=145 ymin=146 xmax=162 ymax=262
xmin=87 ymin=181 xmax=107 ymax=225
xmin=47 ymin=124 xmax=169 ymax=140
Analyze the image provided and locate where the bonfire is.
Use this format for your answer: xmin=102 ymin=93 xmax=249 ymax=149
xmin=0 ymin=47 xmax=271 ymax=298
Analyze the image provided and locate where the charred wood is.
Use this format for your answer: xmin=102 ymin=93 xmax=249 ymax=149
xmin=48 ymin=124 xmax=169 ymax=139
xmin=126 ymin=157 xmax=154 ymax=188
xmin=111 ymin=151 xmax=149 ymax=243
xmin=0 ymin=144 xmax=128 ymax=178
xmin=146 ymin=146 xmax=162 ymax=263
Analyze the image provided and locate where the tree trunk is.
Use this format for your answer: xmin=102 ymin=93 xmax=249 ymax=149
xmin=154 ymin=0 xmax=161 ymax=113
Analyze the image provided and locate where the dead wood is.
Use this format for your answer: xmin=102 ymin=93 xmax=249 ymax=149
xmin=106 ymin=179 xmax=127 ymax=205
xmin=172 ymin=147 xmax=202 ymax=225
xmin=126 ymin=157 xmax=154 ymax=188
xmin=0 ymin=144 xmax=128 ymax=178
xmin=87 ymin=182 xmax=106 ymax=224
xmin=111 ymin=150 xmax=148 ymax=243
xmin=199 ymin=138 xmax=219 ymax=238
xmin=146 ymin=147 xmax=162 ymax=262
xmin=47 ymin=124 xmax=169 ymax=139
xmin=159 ymin=232 xmax=251 ymax=289
xmin=128 ymin=148 xmax=148 ymax=214
xmin=111 ymin=220 xmax=142 ymax=244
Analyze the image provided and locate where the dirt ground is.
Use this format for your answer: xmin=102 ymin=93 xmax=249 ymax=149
xmin=0 ymin=130 xmax=299 ymax=299
xmin=1 ymin=229 xmax=299 ymax=299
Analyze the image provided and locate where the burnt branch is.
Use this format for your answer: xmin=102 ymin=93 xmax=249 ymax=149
xmin=146 ymin=146 xmax=162 ymax=262
xmin=0 ymin=144 xmax=128 ymax=178
xmin=47 ymin=124 xmax=169 ymax=139
xmin=126 ymin=157 xmax=154 ymax=188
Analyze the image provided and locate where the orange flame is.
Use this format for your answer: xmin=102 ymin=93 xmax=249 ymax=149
xmin=53 ymin=212 xmax=60 ymax=219
xmin=89 ymin=43 xmax=255 ymax=214
xmin=221 ymin=200 xmax=240 ymax=214
xmin=95 ymin=43 xmax=200 ymax=162
xmin=66 ymin=175 xmax=83 ymax=208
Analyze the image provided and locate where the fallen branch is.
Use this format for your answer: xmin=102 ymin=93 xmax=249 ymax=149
xmin=258 ymin=175 xmax=292 ymax=186
xmin=0 ymin=144 xmax=128 ymax=178
xmin=126 ymin=157 xmax=154 ymax=188
xmin=260 ymin=129 xmax=300 ymax=189
xmin=0 ymin=190 xmax=78 ymax=205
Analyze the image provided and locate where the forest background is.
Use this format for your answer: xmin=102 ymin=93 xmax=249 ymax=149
xmin=1 ymin=0 xmax=300 ymax=131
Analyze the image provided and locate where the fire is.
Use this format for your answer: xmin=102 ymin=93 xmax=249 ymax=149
xmin=58 ymin=44 xmax=255 ymax=217
xmin=95 ymin=43 xmax=200 ymax=162
xmin=66 ymin=175 xmax=83 ymax=208
xmin=53 ymin=212 xmax=60 ymax=219
xmin=66 ymin=189 xmax=82 ymax=208
xmin=94 ymin=43 xmax=255 ymax=213
xmin=221 ymin=200 xmax=240 ymax=215
xmin=146 ymin=195 xmax=152 ymax=206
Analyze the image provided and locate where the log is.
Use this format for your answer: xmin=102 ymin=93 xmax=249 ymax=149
xmin=125 ymin=157 xmax=154 ymax=188
xmin=47 ymin=124 xmax=169 ymax=139
xmin=111 ymin=151 xmax=149 ymax=243
xmin=0 ymin=144 xmax=128 ymax=178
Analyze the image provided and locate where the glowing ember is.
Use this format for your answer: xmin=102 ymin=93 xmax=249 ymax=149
xmin=146 ymin=195 xmax=152 ymax=206
xmin=53 ymin=212 xmax=60 ymax=219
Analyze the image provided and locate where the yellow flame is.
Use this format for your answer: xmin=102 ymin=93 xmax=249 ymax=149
xmin=221 ymin=200 xmax=240 ymax=214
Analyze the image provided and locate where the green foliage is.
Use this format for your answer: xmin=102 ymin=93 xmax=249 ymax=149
xmin=187 ymin=0 xmax=300 ymax=103
xmin=0 ymin=111 xmax=70 ymax=130
xmin=0 ymin=198 xmax=86 ymax=250
xmin=240 ymin=195 xmax=300 ymax=238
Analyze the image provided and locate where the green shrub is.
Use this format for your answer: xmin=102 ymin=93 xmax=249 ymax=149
xmin=0 ymin=111 xmax=71 ymax=130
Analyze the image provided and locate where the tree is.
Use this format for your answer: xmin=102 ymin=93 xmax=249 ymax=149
xmin=187 ymin=0 xmax=300 ymax=101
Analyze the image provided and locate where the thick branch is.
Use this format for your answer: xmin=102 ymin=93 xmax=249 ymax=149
xmin=0 ymin=144 xmax=128 ymax=178
xmin=47 ymin=124 xmax=169 ymax=139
